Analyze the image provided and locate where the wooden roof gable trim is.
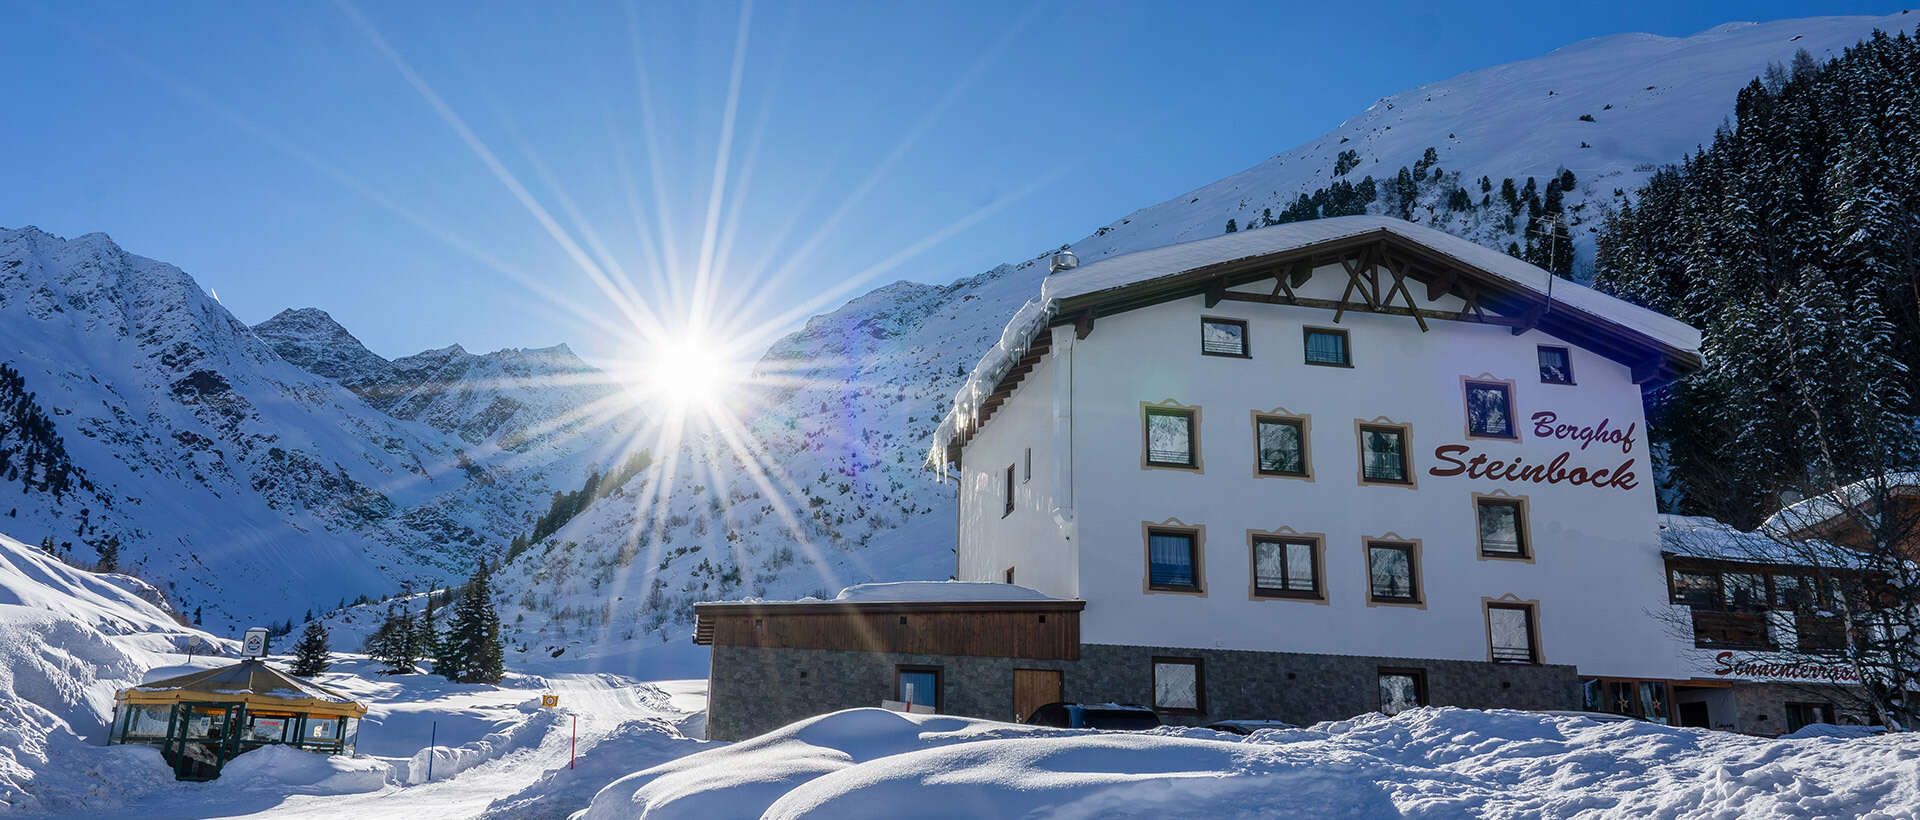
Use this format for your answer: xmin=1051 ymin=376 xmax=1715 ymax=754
xmin=1049 ymin=229 xmax=1698 ymax=377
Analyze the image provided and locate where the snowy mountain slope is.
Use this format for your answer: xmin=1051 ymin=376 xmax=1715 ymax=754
xmin=1064 ymin=14 xmax=1913 ymax=272
xmin=0 ymin=529 xmax=229 ymax=814
xmin=0 ymin=227 xmax=634 ymax=632
xmin=256 ymin=308 xmax=623 ymax=453
xmin=487 ymin=13 xmax=1913 ymax=670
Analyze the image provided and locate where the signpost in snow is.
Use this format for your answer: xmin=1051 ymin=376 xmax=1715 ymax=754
xmin=427 ymin=720 xmax=437 ymax=783
xmin=242 ymin=627 xmax=269 ymax=658
xmin=541 ymin=694 xmax=559 ymax=708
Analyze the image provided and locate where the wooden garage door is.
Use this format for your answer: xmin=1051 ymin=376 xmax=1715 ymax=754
xmin=1013 ymin=668 xmax=1062 ymax=723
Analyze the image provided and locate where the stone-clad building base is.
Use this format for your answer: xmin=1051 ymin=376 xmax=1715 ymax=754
xmin=705 ymin=642 xmax=1580 ymax=741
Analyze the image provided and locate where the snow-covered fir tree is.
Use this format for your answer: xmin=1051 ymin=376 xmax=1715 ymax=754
xmin=364 ymin=604 xmax=419 ymax=674
xmin=290 ymin=620 xmax=332 ymax=677
xmin=1594 ymin=32 xmax=1920 ymax=525
xmin=444 ymin=562 xmax=504 ymax=684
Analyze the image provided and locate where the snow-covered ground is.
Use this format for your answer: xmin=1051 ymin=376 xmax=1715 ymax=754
xmin=76 ymin=668 xmax=707 ymax=820
xmin=586 ymin=707 xmax=1920 ymax=819
xmin=0 ymin=527 xmax=707 ymax=819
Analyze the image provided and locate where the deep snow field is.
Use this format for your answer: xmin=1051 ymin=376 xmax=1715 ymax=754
xmin=588 ymin=707 xmax=1920 ymax=819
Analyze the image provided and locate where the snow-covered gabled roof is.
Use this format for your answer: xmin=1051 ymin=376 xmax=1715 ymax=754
xmin=931 ymin=216 xmax=1703 ymax=466
xmin=1658 ymin=515 xmax=1866 ymax=569
xmin=1763 ymin=473 xmax=1920 ymax=536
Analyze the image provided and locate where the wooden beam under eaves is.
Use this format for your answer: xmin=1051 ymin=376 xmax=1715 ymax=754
xmin=1425 ymin=268 xmax=1458 ymax=302
xmin=1073 ymin=310 xmax=1095 ymax=340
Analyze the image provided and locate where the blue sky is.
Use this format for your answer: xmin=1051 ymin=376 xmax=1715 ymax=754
xmin=0 ymin=1 xmax=1896 ymax=361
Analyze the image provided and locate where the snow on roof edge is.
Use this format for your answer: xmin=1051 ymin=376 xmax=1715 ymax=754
xmin=699 ymin=580 xmax=1073 ymax=607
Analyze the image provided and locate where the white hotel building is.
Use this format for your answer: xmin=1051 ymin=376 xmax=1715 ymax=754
xmin=696 ymin=216 xmax=1870 ymax=740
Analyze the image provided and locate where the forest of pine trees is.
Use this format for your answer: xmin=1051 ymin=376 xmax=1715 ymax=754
xmin=362 ymin=565 xmax=503 ymax=683
xmin=1237 ymin=147 xmax=1576 ymax=277
xmin=1594 ymin=34 xmax=1920 ymax=526
xmin=0 ymin=362 xmax=88 ymax=500
xmin=505 ymin=450 xmax=653 ymax=563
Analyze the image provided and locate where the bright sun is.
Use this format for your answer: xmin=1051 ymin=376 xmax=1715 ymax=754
xmin=640 ymin=336 xmax=739 ymax=414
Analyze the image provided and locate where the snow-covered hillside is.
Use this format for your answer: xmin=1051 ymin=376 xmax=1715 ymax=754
xmin=488 ymin=13 xmax=1911 ymax=669
xmin=1064 ymin=14 xmax=1912 ymax=273
xmin=0 ymin=529 xmax=228 ymax=813
xmin=0 ymin=227 xmax=638 ymax=631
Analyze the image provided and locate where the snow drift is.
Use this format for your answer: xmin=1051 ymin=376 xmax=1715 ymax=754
xmin=0 ymin=531 xmax=226 ymax=814
xmin=585 ymin=707 xmax=1920 ymax=819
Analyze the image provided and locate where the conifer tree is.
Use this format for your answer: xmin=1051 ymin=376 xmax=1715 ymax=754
xmin=414 ymin=590 xmax=442 ymax=672
xmin=445 ymin=562 xmax=504 ymax=684
xmin=93 ymin=535 xmax=119 ymax=572
xmin=291 ymin=620 xmax=332 ymax=677
xmin=364 ymin=604 xmax=418 ymax=674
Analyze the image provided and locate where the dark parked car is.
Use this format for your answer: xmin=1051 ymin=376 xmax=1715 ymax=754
xmin=1204 ymin=719 xmax=1296 ymax=735
xmin=1023 ymin=702 xmax=1161 ymax=730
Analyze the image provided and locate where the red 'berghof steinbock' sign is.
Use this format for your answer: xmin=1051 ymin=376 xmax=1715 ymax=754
xmin=1428 ymin=412 xmax=1641 ymax=491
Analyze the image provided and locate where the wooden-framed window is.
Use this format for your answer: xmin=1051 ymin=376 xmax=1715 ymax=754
xmin=1538 ymin=346 xmax=1575 ymax=385
xmin=1474 ymin=495 xmax=1529 ymax=559
xmin=1486 ymin=600 xmax=1541 ymax=664
xmin=1143 ymin=405 xmax=1200 ymax=470
xmin=1378 ymin=667 xmax=1427 ymax=715
xmin=1152 ymin=657 xmax=1205 ymax=714
xmin=1144 ymin=524 xmax=1204 ymax=593
xmin=1200 ymin=317 xmax=1249 ymax=357
xmin=1253 ymin=414 xmax=1310 ymax=478
xmin=1356 ymin=421 xmax=1412 ymax=485
xmin=1722 ymin=572 xmax=1767 ymax=611
xmin=1771 ymin=573 xmax=1823 ymax=611
xmin=1003 ymin=463 xmax=1016 ymax=517
xmin=1462 ymin=378 xmax=1519 ymax=440
xmin=1366 ymin=539 xmax=1421 ymax=605
xmin=1668 ymin=568 xmax=1719 ymax=609
xmin=1303 ymin=326 xmax=1351 ymax=367
xmin=1251 ymin=534 xmax=1322 ymax=600
xmin=896 ymin=665 xmax=942 ymax=712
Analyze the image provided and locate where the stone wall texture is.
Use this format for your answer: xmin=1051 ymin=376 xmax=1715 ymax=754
xmin=706 ymin=642 xmax=1580 ymax=740
xmin=1725 ymin=680 xmax=1871 ymax=736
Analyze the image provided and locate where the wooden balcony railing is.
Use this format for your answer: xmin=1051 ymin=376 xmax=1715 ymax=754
xmin=1796 ymin=614 xmax=1848 ymax=653
xmin=1691 ymin=610 xmax=1771 ymax=649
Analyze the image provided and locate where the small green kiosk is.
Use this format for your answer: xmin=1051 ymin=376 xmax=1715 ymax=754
xmin=109 ymin=656 xmax=367 ymax=781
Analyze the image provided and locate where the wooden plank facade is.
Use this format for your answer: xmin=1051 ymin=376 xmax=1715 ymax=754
xmin=694 ymin=600 xmax=1084 ymax=660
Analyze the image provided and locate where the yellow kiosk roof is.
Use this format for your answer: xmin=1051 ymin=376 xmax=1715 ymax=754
xmin=116 ymin=659 xmax=368 ymax=718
